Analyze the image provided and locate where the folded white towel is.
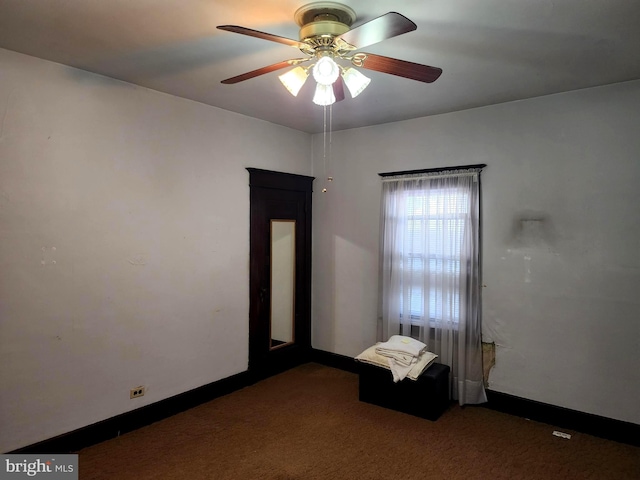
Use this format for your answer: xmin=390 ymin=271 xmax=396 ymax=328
xmin=374 ymin=335 xmax=429 ymax=382
xmin=375 ymin=335 xmax=427 ymax=363
xmin=355 ymin=344 xmax=438 ymax=381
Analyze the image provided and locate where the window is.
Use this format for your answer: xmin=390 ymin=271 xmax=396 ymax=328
xmin=401 ymin=187 xmax=469 ymax=326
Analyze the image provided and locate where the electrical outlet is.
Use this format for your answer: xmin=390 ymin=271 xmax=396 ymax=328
xmin=130 ymin=386 xmax=145 ymax=399
xmin=552 ymin=430 xmax=571 ymax=439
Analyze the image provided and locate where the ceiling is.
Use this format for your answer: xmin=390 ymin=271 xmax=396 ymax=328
xmin=1 ymin=0 xmax=639 ymax=134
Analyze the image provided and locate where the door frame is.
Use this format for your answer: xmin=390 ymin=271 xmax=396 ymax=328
xmin=247 ymin=168 xmax=314 ymax=380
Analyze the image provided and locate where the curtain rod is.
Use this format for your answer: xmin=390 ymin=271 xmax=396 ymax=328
xmin=378 ymin=164 xmax=487 ymax=177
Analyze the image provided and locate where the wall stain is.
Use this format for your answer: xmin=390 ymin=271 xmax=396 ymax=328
xmin=510 ymin=211 xmax=556 ymax=248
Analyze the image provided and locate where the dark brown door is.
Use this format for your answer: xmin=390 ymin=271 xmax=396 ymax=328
xmin=248 ymin=168 xmax=313 ymax=380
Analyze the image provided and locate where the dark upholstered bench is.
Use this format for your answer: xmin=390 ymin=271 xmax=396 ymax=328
xmin=358 ymin=362 xmax=451 ymax=420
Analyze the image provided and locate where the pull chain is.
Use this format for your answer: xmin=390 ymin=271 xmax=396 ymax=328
xmin=328 ymin=104 xmax=333 ymax=187
xmin=322 ymin=105 xmax=327 ymax=192
xmin=321 ymin=104 xmax=333 ymax=193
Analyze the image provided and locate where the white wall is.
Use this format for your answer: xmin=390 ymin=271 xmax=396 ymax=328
xmin=0 ymin=48 xmax=311 ymax=452
xmin=311 ymin=80 xmax=640 ymax=425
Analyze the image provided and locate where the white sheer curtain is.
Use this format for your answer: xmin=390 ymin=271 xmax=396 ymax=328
xmin=379 ymin=168 xmax=487 ymax=405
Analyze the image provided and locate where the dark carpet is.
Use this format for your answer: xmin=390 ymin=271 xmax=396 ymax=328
xmin=78 ymin=363 xmax=639 ymax=479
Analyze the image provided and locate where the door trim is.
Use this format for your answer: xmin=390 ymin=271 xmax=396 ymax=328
xmin=247 ymin=168 xmax=314 ymax=379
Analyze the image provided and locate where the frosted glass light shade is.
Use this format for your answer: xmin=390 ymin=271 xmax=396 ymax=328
xmin=278 ymin=67 xmax=309 ymax=96
xmin=312 ymin=56 xmax=340 ymax=86
xmin=312 ymin=83 xmax=336 ymax=106
xmin=342 ymin=67 xmax=371 ymax=98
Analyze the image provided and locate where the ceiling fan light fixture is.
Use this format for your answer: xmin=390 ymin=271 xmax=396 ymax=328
xmin=278 ymin=66 xmax=309 ymax=96
xmin=312 ymin=56 xmax=340 ymax=86
xmin=342 ymin=67 xmax=371 ymax=98
xmin=218 ymin=7 xmax=443 ymax=111
xmin=312 ymin=83 xmax=336 ymax=106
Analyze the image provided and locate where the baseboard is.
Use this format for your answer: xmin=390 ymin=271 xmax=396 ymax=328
xmin=310 ymin=348 xmax=640 ymax=447
xmin=11 ymin=351 xmax=310 ymax=455
xmin=9 ymin=370 xmax=253 ymax=454
xmin=484 ymin=390 xmax=640 ymax=447
xmin=310 ymin=348 xmax=359 ymax=373
xmin=12 ymin=352 xmax=638 ymax=453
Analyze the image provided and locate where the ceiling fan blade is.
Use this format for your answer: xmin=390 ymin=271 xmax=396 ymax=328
xmin=221 ymin=59 xmax=309 ymax=84
xmin=333 ymin=76 xmax=346 ymax=102
xmin=217 ymin=25 xmax=306 ymax=49
xmin=354 ymin=53 xmax=442 ymax=83
xmin=336 ymin=12 xmax=416 ymax=50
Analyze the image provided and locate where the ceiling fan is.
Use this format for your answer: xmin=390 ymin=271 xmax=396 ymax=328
xmin=217 ymin=2 xmax=442 ymax=106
